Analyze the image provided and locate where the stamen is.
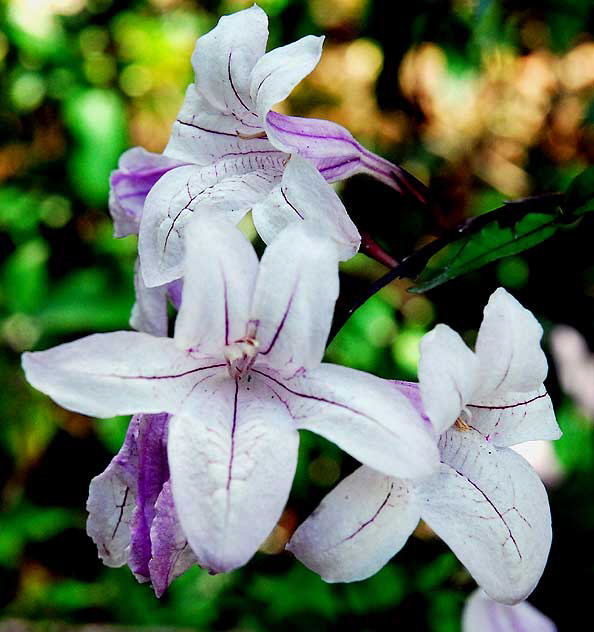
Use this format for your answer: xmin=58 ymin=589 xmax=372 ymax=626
xmin=223 ymin=336 xmax=260 ymax=380
xmin=454 ymin=417 xmax=471 ymax=431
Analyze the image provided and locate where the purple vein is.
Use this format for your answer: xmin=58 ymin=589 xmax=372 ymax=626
xmin=259 ymin=287 xmax=296 ymax=355
xmin=109 ymin=363 xmax=225 ymax=380
xmin=252 ymin=369 xmax=374 ymax=421
xmin=228 ymin=51 xmax=252 ymax=113
xmin=222 ymin=267 xmax=230 ymax=346
xmin=452 ymin=468 xmax=522 ymax=560
xmin=341 ymin=483 xmax=394 ymax=543
xmin=468 ymin=392 xmax=548 ymax=410
xmin=280 ymin=188 xmax=304 ymax=219
xmin=226 ymin=381 xmax=240 ymax=492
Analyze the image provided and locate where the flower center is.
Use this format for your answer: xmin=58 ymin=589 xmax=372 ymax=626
xmin=223 ymin=336 xmax=260 ymax=380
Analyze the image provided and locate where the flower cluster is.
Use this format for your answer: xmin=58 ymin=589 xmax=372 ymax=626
xmin=22 ymin=2 xmax=560 ymax=617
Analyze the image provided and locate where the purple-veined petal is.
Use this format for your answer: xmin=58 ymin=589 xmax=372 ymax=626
xmin=250 ymin=223 xmax=340 ymax=374
xmin=253 ymin=364 xmax=439 ymax=480
xmin=252 ymin=154 xmax=360 ymax=261
xmin=467 ymin=387 xmax=561 ymax=448
xmin=462 ymin=589 xmax=557 ymax=632
xmin=149 ymin=480 xmax=198 ymax=597
xmin=129 ymin=260 xmax=169 ymax=337
xmin=86 ymin=414 xmax=140 ymax=567
xmin=266 ymin=111 xmax=427 ymax=200
xmin=165 ymin=88 xmax=276 ymax=165
xmin=139 ymin=161 xmax=282 ymax=287
xmin=288 ymin=466 xmax=419 ymax=583
xmin=22 ymin=331 xmax=225 ymax=418
xmin=167 ymin=278 xmax=183 ymax=311
xmin=168 ymin=376 xmax=299 ymax=573
xmin=392 ymin=380 xmax=432 ymax=427
xmin=474 ymin=288 xmax=548 ymax=399
xmin=251 ymin=35 xmax=324 ymax=120
xmin=419 ymin=428 xmax=552 ymax=604
xmin=550 ymin=325 xmax=594 ymax=418
xmin=128 ymin=413 xmax=170 ymax=582
xmin=418 ymin=324 xmax=479 ymax=435
xmin=191 ymin=5 xmax=268 ymax=124
xmin=174 ymin=216 xmax=259 ymax=355
xmin=109 ymin=148 xmax=184 ymax=238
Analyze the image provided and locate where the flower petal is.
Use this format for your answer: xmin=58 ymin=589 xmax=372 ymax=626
xmin=22 ymin=332 xmax=223 ymax=418
xmin=550 ymin=325 xmax=594 ymax=418
xmin=419 ymin=428 xmax=552 ymax=604
xmin=287 ymin=466 xmax=419 ymax=582
xmin=174 ymin=216 xmax=259 ymax=355
xmin=165 ymin=88 xmax=276 ymax=165
xmin=253 ymin=364 xmax=439 ymax=479
xmin=250 ymin=223 xmax=340 ymax=374
xmin=251 ymin=154 xmax=360 ymax=261
xmin=467 ymin=387 xmax=561 ymax=448
xmin=191 ymin=5 xmax=268 ymax=123
xmin=128 ymin=414 xmax=170 ymax=582
xmin=129 ymin=260 xmax=169 ymax=337
xmin=418 ymin=324 xmax=479 ymax=434
xmin=139 ymin=162 xmax=281 ymax=287
xmin=474 ymin=288 xmax=548 ymax=398
xmin=86 ymin=414 xmax=140 ymax=567
xmin=109 ymin=147 xmax=184 ymax=237
xmin=265 ymin=111 xmax=426 ymax=201
xmin=251 ymin=35 xmax=324 ymax=120
xmin=462 ymin=589 xmax=557 ymax=632
xmin=149 ymin=480 xmax=198 ymax=597
xmin=168 ymin=376 xmax=299 ymax=573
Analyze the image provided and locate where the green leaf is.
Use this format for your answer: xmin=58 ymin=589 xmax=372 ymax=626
xmin=414 ymin=209 xmax=560 ymax=292
xmin=563 ymin=165 xmax=594 ymax=215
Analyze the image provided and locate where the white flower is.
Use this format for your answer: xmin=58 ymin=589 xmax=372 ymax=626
xmin=23 ymin=216 xmax=438 ymax=574
xmin=288 ymin=288 xmax=561 ymax=604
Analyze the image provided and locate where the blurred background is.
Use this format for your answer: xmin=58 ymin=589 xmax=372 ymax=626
xmin=1 ymin=0 xmax=594 ymax=629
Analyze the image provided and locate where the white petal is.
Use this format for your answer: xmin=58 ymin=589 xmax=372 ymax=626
xmin=475 ymin=288 xmax=548 ymax=398
xmin=251 ymin=222 xmax=340 ymax=374
xmin=419 ymin=428 xmax=552 ymax=604
xmin=252 ymin=154 xmax=360 ymax=261
xmin=463 ymin=589 xmax=557 ymax=632
xmin=86 ymin=415 xmax=140 ymax=567
xmin=550 ymin=325 xmax=594 ymax=418
xmin=129 ymin=259 xmax=169 ymax=337
xmin=168 ymin=376 xmax=299 ymax=573
xmin=251 ymin=35 xmax=324 ymax=120
xmin=191 ymin=5 xmax=268 ymax=122
xmin=418 ymin=324 xmax=479 ymax=434
xmin=173 ymin=216 xmax=259 ymax=356
xmin=22 ymin=332 xmax=223 ymax=418
xmin=165 ymin=88 xmax=276 ymax=164
xmin=139 ymin=163 xmax=280 ymax=287
xmin=288 ymin=466 xmax=419 ymax=582
xmin=467 ymin=387 xmax=561 ymax=447
xmin=253 ymin=364 xmax=440 ymax=479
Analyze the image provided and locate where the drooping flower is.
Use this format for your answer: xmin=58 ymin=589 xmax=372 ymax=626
xmin=462 ymin=589 xmax=557 ymax=632
xmin=288 ymin=288 xmax=561 ymax=604
xmin=23 ymin=216 xmax=438 ymax=575
xmin=86 ymin=413 xmax=197 ymax=596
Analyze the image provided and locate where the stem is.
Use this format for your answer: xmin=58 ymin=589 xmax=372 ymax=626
xmin=359 ymin=231 xmax=399 ymax=268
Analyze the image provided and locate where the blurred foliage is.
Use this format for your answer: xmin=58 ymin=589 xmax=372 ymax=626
xmin=1 ymin=0 xmax=594 ymax=630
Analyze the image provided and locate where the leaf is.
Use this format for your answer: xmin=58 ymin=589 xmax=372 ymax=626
xmin=563 ymin=165 xmax=594 ymax=215
xmin=413 ymin=209 xmax=561 ymax=292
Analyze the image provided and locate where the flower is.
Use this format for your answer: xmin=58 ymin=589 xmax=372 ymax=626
xmin=287 ymin=288 xmax=561 ymax=604
xmin=86 ymin=413 xmax=197 ymax=597
xmin=23 ymin=216 xmax=438 ymax=574
xmin=130 ymin=3 xmax=422 ymax=287
xmin=550 ymin=324 xmax=594 ymax=419
xmin=462 ymin=589 xmax=557 ymax=632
